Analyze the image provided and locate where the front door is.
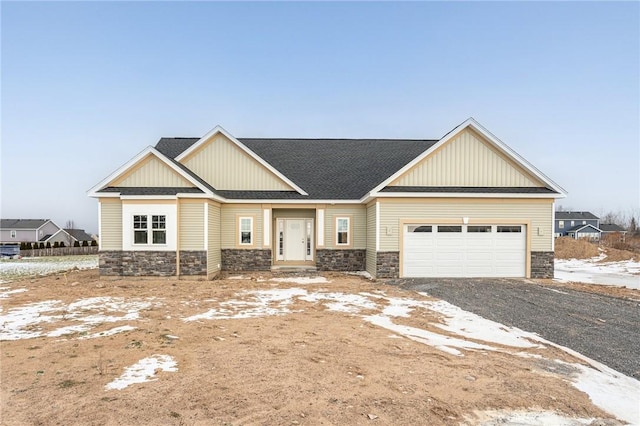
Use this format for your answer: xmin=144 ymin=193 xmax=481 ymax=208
xmin=276 ymin=218 xmax=314 ymax=262
xmin=284 ymin=219 xmax=306 ymax=261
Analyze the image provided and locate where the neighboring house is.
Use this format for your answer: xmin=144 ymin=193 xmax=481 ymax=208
xmin=47 ymin=228 xmax=95 ymax=246
xmin=554 ymin=211 xmax=600 ymax=238
xmin=600 ymin=224 xmax=628 ymax=241
xmin=88 ymin=118 xmax=566 ymax=279
xmin=566 ymin=224 xmax=602 ymax=241
xmin=0 ymin=219 xmax=62 ymax=243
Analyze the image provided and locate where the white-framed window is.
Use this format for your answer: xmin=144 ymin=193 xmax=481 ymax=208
xmin=582 ymin=220 xmax=586 ymax=225
xmin=558 ymin=220 xmax=564 ymax=228
xmin=239 ymin=217 xmax=253 ymax=245
xmin=10 ymin=230 xmax=16 ymax=239
xmin=336 ymin=217 xmax=350 ymax=246
xmin=571 ymin=220 xmax=575 ymax=226
xmin=133 ymin=214 xmax=166 ymax=245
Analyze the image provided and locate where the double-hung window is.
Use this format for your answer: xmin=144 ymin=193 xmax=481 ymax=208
xmin=133 ymin=214 xmax=166 ymax=245
xmin=336 ymin=217 xmax=350 ymax=246
xmin=239 ymin=217 xmax=253 ymax=245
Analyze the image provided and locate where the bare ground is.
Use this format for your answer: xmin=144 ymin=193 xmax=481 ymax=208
xmin=0 ymin=270 xmax=622 ymax=425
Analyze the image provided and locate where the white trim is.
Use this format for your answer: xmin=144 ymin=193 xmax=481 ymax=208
xmin=335 ymin=216 xmax=350 ymax=246
xmin=98 ymin=202 xmax=103 ymax=249
xmin=375 ymin=201 xmax=380 ymax=251
xmin=317 ymin=209 xmax=325 ymax=247
xmin=368 ymin=192 xmax=564 ymax=199
xmin=121 ymin=195 xmax=178 ymax=200
xmin=204 ymin=203 xmax=209 ymax=251
xmin=263 ymin=208 xmax=271 ymax=246
xmin=238 ymin=216 xmax=254 ymax=246
xmin=551 ymin=202 xmax=555 ymax=252
xmin=366 ymin=118 xmax=567 ymax=198
xmin=174 ymin=125 xmax=308 ymax=196
xmin=87 ymin=146 xmax=215 ymax=198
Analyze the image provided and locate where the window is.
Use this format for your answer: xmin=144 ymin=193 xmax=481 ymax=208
xmin=10 ymin=230 xmax=16 ymax=239
xmin=468 ymin=225 xmax=491 ymax=233
xmin=558 ymin=221 xmax=564 ymax=228
xmin=133 ymin=214 xmax=166 ymax=245
xmin=409 ymin=225 xmax=432 ymax=233
xmin=239 ymin=217 xmax=253 ymax=245
xmin=497 ymin=226 xmax=521 ymax=233
xmin=582 ymin=221 xmax=586 ymax=225
xmin=571 ymin=220 xmax=575 ymax=227
xmin=438 ymin=225 xmax=462 ymax=232
xmin=306 ymin=221 xmax=312 ymax=256
xmin=336 ymin=217 xmax=350 ymax=245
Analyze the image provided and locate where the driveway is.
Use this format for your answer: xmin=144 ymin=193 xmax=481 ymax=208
xmin=390 ymin=278 xmax=640 ymax=379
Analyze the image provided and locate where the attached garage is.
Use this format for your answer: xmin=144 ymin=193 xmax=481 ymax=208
xmin=402 ymin=224 xmax=526 ymax=278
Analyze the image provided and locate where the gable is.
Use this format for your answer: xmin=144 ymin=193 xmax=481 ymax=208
xmin=390 ymin=128 xmax=544 ymax=188
xmin=110 ymin=154 xmax=192 ymax=188
xmin=180 ymin=133 xmax=295 ymax=191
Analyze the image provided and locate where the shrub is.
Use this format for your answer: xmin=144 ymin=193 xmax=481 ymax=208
xmin=82 ymin=240 xmax=89 ymax=247
xmin=59 ymin=242 xmax=66 ymax=248
xmin=73 ymin=241 xmax=80 ymax=247
xmin=19 ymin=242 xmax=27 ymax=250
xmin=53 ymin=241 xmax=59 ymax=248
xmin=39 ymin=242 xmax=45 ymax=249
xmin=46 ymin=242 xmax=51 ymax=249
xmin=91 ymin=240 xmax=97 ymax=247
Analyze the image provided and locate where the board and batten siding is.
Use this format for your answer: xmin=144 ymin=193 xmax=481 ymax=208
xmin=182 ymin=134 xmax=293 ymax=191
xmin=324 ymin=205 xmax=366 ymax=249
xmin=207 ymin=202 xmax=222 ymax=275
xmin=111 ymin=155 xmax=192 ymax=188
xmin=378 ymin=198 xmax=554 ymax=252
xmin=179 ymin=200 xmax=204 ymax=250
xmin=221 ymin=205 xmax=264 ymax=248
xmin=366 ymin=203 xmax=377 ymax=277
xmin=99 ymin=198 xmax=123 ymax=250
xmin=391 ymin=129 xmax=541 ymax=188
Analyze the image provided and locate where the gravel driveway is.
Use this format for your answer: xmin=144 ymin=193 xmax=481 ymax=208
xmin=390 ymin=278 xmax=640 ymax=379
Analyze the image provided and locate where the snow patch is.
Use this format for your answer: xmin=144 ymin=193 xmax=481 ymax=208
xmin=105 ymin=355 xmax=177 ymax=390
xmin=555 ymin=257 xmax=640 ymax=289
xmin=0 ymin=287 xmax=27 ymax=298
xmin=79 ymin=325 xmax=137 ymax=340
xmin=299 ymin=292 xmax=378 ymax=313
xmin=268 ymin=276 xmax=329 ymax=285
xmin=473 ymin=410 xmax=594 ymax=425
xmin=0 ymin=255 xmax=98 ymax=281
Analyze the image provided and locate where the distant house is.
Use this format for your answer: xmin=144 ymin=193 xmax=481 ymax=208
xmin=555 ymin=211 xmax=600 ymax=239
xmin=600 ymin=223 xmax=628 ymax=241
xmin=0 ymin=219 xmax=62 ymax=244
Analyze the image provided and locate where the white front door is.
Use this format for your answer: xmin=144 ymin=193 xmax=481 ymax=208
xmin=284 ymin=219 xmax=306 ymax=261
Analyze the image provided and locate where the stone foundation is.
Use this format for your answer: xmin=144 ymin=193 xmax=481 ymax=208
xmin=179 ymin=251 xmax=207 ymax=276
xmin=531 ymin=251 xmax=554 ymax=279
xmin=316 ymin=249 xmax=365 ymax=271
xmin=376 ymin=251 xmax=399 ymax=278
xmin=99 ymin=251 xmax=177 ymax=276
xmin=221 ymin=249 xmax=272 ymax=271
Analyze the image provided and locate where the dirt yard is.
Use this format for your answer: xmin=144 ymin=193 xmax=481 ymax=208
xmin=0 ymin=270 xmax=630 ymax=425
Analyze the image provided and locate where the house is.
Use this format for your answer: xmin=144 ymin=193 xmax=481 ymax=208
xmin=46 ymin=228 xmax=95 ymax=246
xmin=554 ymin=211 xmax=600 ymax=239
xmin=88 ymin=118 xmax=566 ymax=279
xmin=600 ymin=223 xmax=628 ymax=241
xmin=0 ymin=219 xmax=62 ymax=244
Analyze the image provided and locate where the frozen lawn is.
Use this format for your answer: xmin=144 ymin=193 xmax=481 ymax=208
xmin=555 ymin=256 xmax=640 ymax=289
xmin=1 ymin=270 xmax=637 ymax=425
xmin=0 ymin=255 xmax=98 ymax=282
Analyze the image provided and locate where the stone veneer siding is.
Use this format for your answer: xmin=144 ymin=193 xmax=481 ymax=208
xmin=221 ymin=249 xmax=272 ymax=271
xmin=530 ymin=251 xmax=554 ymax=279
xmin=376 ymin=251 xmax=399 ymax=279
xmin=99 ymin=251 xmax=177 ymax=276
xmin=179 ymin=251 xmax=207 ymax=276
xmin=316 ymin=249 xmax=365 ymax=272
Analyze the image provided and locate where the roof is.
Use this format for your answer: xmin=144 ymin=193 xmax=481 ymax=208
xmin=157 ymin=137 xmax=439 ymax=199
xmin=64 ymin=229 xmax=94 ymax=241
xmin=0 ymin=219 xmax=52 ymax=229
xmin=566 ymin=224 xmax=601 ymax=233
xmin=600 ymin=223 xmax=627 ymax=233
xmin=98 ymin=187 xmax=204 ymax=196
xmin=381 ymin=186 xmax=557 ymax=194
xmin=555 ymin=211 xmax=599 ymax=220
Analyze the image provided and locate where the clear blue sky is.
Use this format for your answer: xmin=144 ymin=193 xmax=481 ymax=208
xmin=2 ymin=1 xmax=638 ymax=234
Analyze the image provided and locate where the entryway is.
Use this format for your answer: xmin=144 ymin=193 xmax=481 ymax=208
xmin=275 ymin=218 xmax=314 ymax=263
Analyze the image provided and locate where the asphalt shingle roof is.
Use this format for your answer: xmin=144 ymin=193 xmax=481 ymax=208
xmin=600 ymin=224 xmax=626 ymax=233
xmin=555 ymin=211 xmax=599 ymax=220
xmin=566 ymin=224 xmax=601 ymax=232
xmin=64 ymin=229 xmax=94 ymax=241
xmin=0 ymin=219 xmax=51 ymax=229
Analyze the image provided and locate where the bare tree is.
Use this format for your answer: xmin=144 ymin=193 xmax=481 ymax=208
xmin=64 ymin=219 xmax=75 ymax=247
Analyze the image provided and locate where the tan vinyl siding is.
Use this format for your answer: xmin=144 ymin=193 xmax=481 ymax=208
xmin=100 ymin=198 xmax=122 ymax=250
xmin=366 ymin=203 xmax=377 ymax=278
xmin=182 ymin=134 xmax=293 ymax=191
xmin=112 ymin=155 xmax=191 ymax=187
xmin=272 ymin=209 xmax=316 ymax=219
xmin=324 ymin=205 xmax=366 ymax=249
xmin=207 ymin=202 xmax=221 ymax=275
xmin=221 ymin=205 xmax=263 ymax=248
xmin=392 ymin=129 xmax=542 ymax=188
xmin=179 ymin=200 xmax=204 ymax=250
xmin=379 ymin=198 xmax=553 ymax=252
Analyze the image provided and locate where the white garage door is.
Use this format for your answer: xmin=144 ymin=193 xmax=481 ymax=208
xmin=403 ymin=224 xmax=526 ymax=278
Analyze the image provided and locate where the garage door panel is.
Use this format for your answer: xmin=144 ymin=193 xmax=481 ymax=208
xmin=403 ymin=224 xmax=526 ymax=278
